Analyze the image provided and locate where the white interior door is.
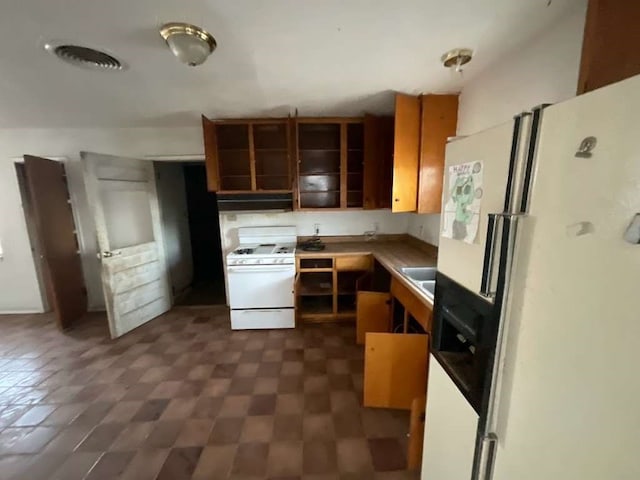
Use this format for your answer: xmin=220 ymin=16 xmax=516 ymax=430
xmin=81 ymin=151 xmax=171 ymax=338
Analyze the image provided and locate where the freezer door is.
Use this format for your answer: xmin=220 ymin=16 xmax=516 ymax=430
xmin=492 ymin=75 xmax=640 ymax=480
xmin=422 ymin=357 xmax=479 ymax=480
xmin=437 ymin=120 xmax=524 ymax=298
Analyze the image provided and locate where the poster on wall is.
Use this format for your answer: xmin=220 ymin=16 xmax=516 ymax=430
xmin=442 ymin=161 xmax=483 ymax=244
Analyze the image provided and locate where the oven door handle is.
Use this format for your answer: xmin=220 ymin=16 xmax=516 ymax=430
xmin=227 ymin=266 xmax=294 ymax=273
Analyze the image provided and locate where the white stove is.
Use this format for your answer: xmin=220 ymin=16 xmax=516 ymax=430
xmin=226 ymin=226 xmax=297 ymax=330
xmin=227 ymin=243 xmax=295 ymax=265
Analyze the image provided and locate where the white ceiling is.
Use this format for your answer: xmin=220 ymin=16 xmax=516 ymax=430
xmin=0 ymin=0 xmax=584 ymax=128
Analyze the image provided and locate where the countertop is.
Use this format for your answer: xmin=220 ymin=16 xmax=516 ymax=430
xmin=296 ymin=235 xmax=437 ymax=307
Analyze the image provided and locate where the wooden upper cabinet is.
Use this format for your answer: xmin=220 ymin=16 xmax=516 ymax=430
xmin=201 ymin=116 xmax=292 ymax=193
xmin=363 ymin=115 xmax=394 ymax=209
xmin=389 ymin=93 xmax=459 ymax=214
xmin=296 ymin=118 xmax=365 ymax=209
xmin=391 ymin=94 xmax=421 ymax=212
xmin=577 ymin=0 xmax=640 ymax=94
xmin=417 ymin=94 xmax=459 ymax=214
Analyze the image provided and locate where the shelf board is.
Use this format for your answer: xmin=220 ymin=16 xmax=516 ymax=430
xmin=254 ymin=148 xmax=288 ymax=152
xmin=299 ymin=148 xmax=341 ymax=152
xmin=299 ymin=290 xmax=334 ymax=297
xmin=300 ymin=190 xmax=340 ymax=194
xmin=218 ymin=148 xmax=250 ymax=152
xmin=220 ymin=174 xmax=252 ymax=178
xmin=299 ymin=172 xmax=340 ymax=176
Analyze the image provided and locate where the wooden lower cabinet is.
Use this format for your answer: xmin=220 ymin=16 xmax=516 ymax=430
xmin=356 ymin=291 xmax=392 ymax=344
xmin=363 ymin=332 xmax=429 ymax=410
xmin=296 ymin=254 xmax=372 ymax=323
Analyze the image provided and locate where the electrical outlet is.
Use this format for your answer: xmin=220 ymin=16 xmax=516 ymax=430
xmin=313 ymin=223 xmax=320 ymax=236
xmin=374 ymin=222 xmax=379 ymax=233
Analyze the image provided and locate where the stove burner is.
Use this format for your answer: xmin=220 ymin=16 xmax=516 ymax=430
xmin=235 ymin=248 xmax=254 ymax=255
xmin=276 ymin=247 xmax=290 ymax=253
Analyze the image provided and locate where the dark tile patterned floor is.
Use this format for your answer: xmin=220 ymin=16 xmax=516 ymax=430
xmin=0 ymin=308 xmax=419 ymax=479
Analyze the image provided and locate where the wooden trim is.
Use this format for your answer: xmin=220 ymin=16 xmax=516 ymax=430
xmin=293 ymin=115 xmax=302 ymax=210
xmin=296 ymin=117 xmax=363 ymax=124
xmin=248 ymin=123 xmax=257 ymax=191
xmin=207 ymin=117 xmax=290 ymax=124
xmin=340 ymin=122 xmax=348 ymax=209
xmin=417 ymin=94 xmax=459 ymax=214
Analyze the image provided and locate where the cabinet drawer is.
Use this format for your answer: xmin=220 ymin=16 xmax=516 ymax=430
xmin=299 ymin=258 xmax=333 ymax=269
xmin=391 ymin=278 xmax=432 ymax=332
xmin=335 ymin=255 xmax=372 ymax=271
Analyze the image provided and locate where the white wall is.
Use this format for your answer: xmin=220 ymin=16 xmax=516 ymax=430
xmin=219 ymin=210 xmax=410 ymax=253
xmin=0 ymin=127 xmax=202 ymax=313
xmin=409 ymin=4 xmax=587 ymax=244
xmin=155 ymin=163 xmax=193 ymax=296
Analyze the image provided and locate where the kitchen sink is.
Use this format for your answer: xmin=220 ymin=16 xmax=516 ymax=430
xmin=398 ymin=267 xmax=437 ymax=299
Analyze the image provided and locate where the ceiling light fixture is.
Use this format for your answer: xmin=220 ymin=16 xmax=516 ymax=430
xmin=159 ymin=22 xmax=217 ymax=67
xmin=441 ymin=48 xmax=473 ymax=73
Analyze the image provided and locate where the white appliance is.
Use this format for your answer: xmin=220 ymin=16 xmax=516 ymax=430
xmin=423 ymin=74 xmax=640 ymax=480
xmin=226 ymin=226 xmax=296 ymax=330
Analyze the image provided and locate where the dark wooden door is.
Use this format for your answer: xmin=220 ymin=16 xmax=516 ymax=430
xmin=24 ymin=155 xmax=86 ymax=330
xmin=202 ymin=115 xmax=220 ymax=191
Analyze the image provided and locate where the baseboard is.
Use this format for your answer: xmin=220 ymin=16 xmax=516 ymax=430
xmin=0 ymin=309 xmax=45 ymax=315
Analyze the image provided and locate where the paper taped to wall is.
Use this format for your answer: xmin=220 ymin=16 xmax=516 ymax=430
xmin=442 ymin=161 xmax=483 ymax=244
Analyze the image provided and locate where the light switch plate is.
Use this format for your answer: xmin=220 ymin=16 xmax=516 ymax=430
xmin=623 ymin=213 xmax=640 ymax=244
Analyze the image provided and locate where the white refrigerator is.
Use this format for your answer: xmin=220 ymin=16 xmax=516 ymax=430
xmin=422 ymin=73 xmax=640 ymax=480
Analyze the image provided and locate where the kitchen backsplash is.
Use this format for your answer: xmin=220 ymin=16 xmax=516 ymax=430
xmin=218 ymin=210 xmax=411 ymax=252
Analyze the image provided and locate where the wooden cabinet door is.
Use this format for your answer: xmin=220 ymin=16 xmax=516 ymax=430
xmin=202 ymin=115 xmax=220 ymax=192
xmin=408 ymin=396 xmax=427 ymax=469
xmin=356 ymin=291 xmax=391 ymax=344
xmin=392 ymin=94 xmax=421 ymax=212
xmin=364 ymin=333 xmax=429 ymax=409
xmin=363 ymin=115 xmax=394 ymax=209
xmin=578 ymin=0 xmax=640 ymax=94
xmin=417 ymin=94 xmax=459 ymax=214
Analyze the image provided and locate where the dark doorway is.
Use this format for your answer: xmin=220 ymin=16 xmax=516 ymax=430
xmin=180 ymin=163 xmax=226 ymax=305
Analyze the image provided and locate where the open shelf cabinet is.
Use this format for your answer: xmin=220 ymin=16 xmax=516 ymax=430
xmin=295 ymin=118 xmax=366 ymax=209
xmin=202 ymin=116 xmax=294 ymax=193
xmin=296 ymin=254 xmax=373 ymax=323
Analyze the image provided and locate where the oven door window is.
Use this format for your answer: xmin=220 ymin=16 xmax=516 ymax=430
xmin=227 ymin=265 xmax=295 ymax=309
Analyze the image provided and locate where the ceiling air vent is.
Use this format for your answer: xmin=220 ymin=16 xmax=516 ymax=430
xmin=45 ymin=43 xmax=124 ymax=71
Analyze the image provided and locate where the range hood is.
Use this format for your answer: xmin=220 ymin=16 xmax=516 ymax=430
xmin=216 ymin=192 xmax=293 ymax=212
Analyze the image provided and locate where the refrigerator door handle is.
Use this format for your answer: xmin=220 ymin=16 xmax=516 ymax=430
xmin=480 ymin=213 xmax=499 ymax=297
xmin=519 ymin=104 xmax=550 ymax=213
xmin=472 ymin=433 xmax=498 ymax=480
